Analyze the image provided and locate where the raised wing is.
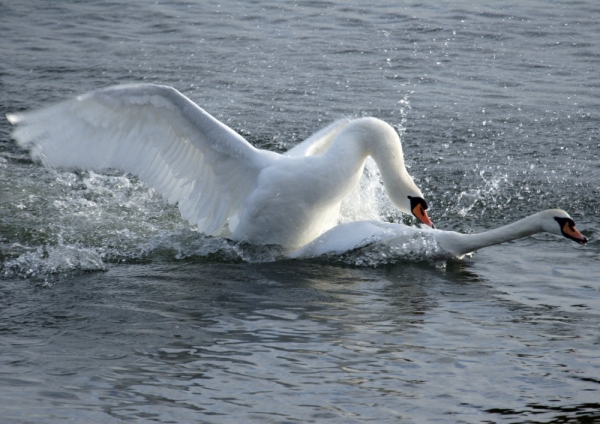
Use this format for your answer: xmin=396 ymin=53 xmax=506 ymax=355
xmin=7 ymin=84 xmax=278 ymax=235
xmin=284 ymin=118 xmax=351 ymax=157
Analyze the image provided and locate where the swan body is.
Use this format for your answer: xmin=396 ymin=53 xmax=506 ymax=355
xmin=7 ymin=83 xmax=433 ymax=251
xmin=288 ymin=209 xmax=587 ymax=259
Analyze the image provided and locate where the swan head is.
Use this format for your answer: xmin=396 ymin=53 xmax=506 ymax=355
xmin=539 ymin=209 xmax=587 ymax=245
xmin=550 ymin=212 xmax=588 ymax=245
xmin=407 ymin=195 xmax=435 ymax=228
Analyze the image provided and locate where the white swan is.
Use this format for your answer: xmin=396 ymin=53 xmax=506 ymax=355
xmin=288 ymin=209 xmax=587 ymax=259
xmin=7 ymin=83 xmax=433 ymax=251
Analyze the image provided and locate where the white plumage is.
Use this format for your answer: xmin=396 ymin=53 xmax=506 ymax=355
xmin=289 ymin=209 xmax=587 ymax=259
xmin=8 ymin=84 xmax=587 ymax=257
xmin=8 ymin=84 xmax=432 ymax=251
xmin=9 ymin=85 xmax=273 ymax=237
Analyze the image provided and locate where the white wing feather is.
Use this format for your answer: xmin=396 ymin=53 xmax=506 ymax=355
xmin=7 ymin=84 xmax=277 ymax=235
xmin=284 ymin=118 xmax=351 ymax=157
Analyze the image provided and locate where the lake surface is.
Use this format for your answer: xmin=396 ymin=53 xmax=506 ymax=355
xmin=1 ymin=1 xmax=599 ymax=422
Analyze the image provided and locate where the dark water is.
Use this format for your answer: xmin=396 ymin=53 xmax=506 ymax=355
xmin=1 ymin=1 xmax=600 ymax=422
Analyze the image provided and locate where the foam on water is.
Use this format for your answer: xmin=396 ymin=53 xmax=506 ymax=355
xmin=0 ymin=140 xmax=530 ymax=279
xmin=334 ymin=231 xmax=453 ymax=267
xmin=1 ymin=244 xmax=105 ymax=279
xmin=1 ymin=114 xmax=442 ymax=278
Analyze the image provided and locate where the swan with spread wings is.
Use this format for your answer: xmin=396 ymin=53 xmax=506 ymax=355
xmin=8 ymin=83 xmax=434 ymax=252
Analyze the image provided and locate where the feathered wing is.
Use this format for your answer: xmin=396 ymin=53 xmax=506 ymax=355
xmin=7 ymin=83 xmax=278 ymax=235
xmin=284 ymin=118 xmax=351 ymax=157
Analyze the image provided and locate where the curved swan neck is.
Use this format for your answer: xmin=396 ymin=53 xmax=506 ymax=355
xmin=437 ymin=213 xmax=547 ymax=256
xmin=324 ymin=118 xmax=420 ymax=212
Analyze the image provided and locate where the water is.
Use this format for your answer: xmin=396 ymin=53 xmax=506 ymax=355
xmin=1 ymin=0 xmax=599 ymax=422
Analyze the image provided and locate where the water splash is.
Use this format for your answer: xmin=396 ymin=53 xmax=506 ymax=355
xmin=135 ymin=229 xmax=285 ymax=264
xmin=339 ymin=158 xmax=398 ymax=224
xmin=454 ymin=170 xmax=512 ymax=218
xmin=331 ymin=231 xmax=452 ymax=267
xmin=1 ymin=243 xmax=105 ymax=279
xmin=1 ymin=111 xmax=457 ymax=278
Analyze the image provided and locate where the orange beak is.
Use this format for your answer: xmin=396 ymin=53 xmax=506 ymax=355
xmin=412 ymin=203 xmax=435 ymax=228
xmin=561 ymin=221 xmax=588 ymax=245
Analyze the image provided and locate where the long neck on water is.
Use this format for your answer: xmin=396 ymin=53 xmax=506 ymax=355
xmin=437 ymin=213 xmax=546 ymax=256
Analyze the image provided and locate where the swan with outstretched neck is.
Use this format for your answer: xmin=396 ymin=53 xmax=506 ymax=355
xmin=7 ymin=83 xmax=433 ymax=251
xmin=288 ymin=209 xmax=587 ymax=259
